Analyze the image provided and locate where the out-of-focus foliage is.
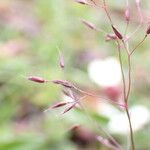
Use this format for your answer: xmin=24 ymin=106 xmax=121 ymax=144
xmin=0 ymin=0 xmax=150 ymax=150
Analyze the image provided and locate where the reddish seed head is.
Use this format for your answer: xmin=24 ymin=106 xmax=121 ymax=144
xmin=112 ymin=25 xmax=123 ymax=40
xmin=28 ymin=76 xmax=46 ymax=83
xmin=62 ymin=103 xmax=76 ymax=114
xmin=52 ymin=80 xmax=73 ymax=88
xmin=59 ymin=51 xmax=65 ymax=69
xmin=51 ymin=102 xmax=68 ymax=109
xmin=146 ymin=26 xmax=150 ymax=35
xmin=105 ymin=33 xmax=117 ymax=41
xmin=62 ymin=89 xmax=75 ymax=99
xmin=75 ymin=0 xmax=88 ymax=5
xmin=82 ymin=19 xmax=97 ymax=31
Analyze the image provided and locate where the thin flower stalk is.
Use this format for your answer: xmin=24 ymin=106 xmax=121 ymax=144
xmin=130 ymin=35 xmax=147 ymax=56
xmin=129 ymin=25 xmax=150 ymax=56
xmin=116 ymin=41 xmax=127 ymax=103
xmin=101 ymin=1 xmax=135 ymax=149
xmin=117 ymin=41 xmax=134 ymax=150
xmin=62 ymin=102 xmax=77 ymax=114
xmin=28 ymin=1 xmax=150 ymax=149
xmin=72 ymin=84 xmax=126 ymax=108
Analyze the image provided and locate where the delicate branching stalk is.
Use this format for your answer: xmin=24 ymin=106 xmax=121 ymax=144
xmin=101 ymin=1 xmax=136 ymax=149
xmin=117 ymin=41 xmax=134 ymax=150
xmin=28 ymin=1 xmax=150 ymax=149
xmin=103 ymin=0 xmax=113 ymax=26
xmin=122 ymin=42 xmax=135 ymax=150
xmin=126 ymin=55 xmax=131 ymax=102
xmin=116 ymin=41 xmax=127 ymax=103
xmin=130 ymin=35 xmax=147 ymax=56
xmin=121 ymin=41 xmax=131 ymax=102
xmin=72 ymin=84 xmax=126 ymax=108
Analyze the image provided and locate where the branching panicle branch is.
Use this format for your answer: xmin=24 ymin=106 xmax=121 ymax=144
xmin=27 ymin=1 xmax=150 ymax=150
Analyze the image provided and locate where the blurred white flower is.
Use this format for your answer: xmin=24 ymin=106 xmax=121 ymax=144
xmin=87 ymin=57 xmax=121 ymax=87
xmin=98 ymin=103 xmax=150 ymax=134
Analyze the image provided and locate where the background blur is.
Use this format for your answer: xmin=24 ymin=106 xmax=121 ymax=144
xmin=0 ymin=0 xmax=150 ymax=150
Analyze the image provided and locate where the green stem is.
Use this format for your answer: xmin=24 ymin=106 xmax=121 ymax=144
xmin=125 ymin=108 xmax=135 ymax=150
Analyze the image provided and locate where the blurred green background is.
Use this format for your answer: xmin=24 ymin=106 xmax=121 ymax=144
xmin=0 ymin=0 xmax=150 ymax=150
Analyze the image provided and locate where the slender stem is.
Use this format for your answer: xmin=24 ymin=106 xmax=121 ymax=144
xmin=130 ymin=35 xmax=147 ymax=56
xmin=125 ymin=108 xmax=135 ymax=150
xmin=116 ymin=41 xmax=126 ymax=102
xmin=103 ymin=0 xmax=113 ymax=25
xmin=72 ymin=85 xmax=126 ymax=108
xmin=117 ymin=44 xmax=135 ymax=150
xmin=122 ymin=40 xmax=130 ymax=54
xmin=96 ymin=1 xmax=136 ymax=149
xmin=122 ymin=40 xmax=135 ymax=150
xmin=124 ymin=21 xmax=129 ymax=37
xmin=126 ymin=55 xmax=131 ymax=102
xmin=121 ymin=41 xmax=131 ymax=102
